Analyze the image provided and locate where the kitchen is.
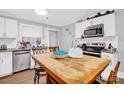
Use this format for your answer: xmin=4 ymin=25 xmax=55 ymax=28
xmin=0 ymin=9 xmax=124 ymax=84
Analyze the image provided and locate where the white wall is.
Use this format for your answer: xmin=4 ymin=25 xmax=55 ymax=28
xmin=115 ymin=9 xmax=124 ymax=74
xmin=59 ymin=23 xmax=75 ymax=50
xmin=44 ymin=27 xmax=60 ymax=47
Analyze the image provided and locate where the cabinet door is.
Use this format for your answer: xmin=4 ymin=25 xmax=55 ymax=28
xmin=0 ymin=17 xmax=5 ymax=38
xmin=0 ymin=54 xmax=2 ymax=76
xmin=75 ymin=22 xmax=84 ymax=38
xmin=5 ymin=18 xmax=18 ymax=38
xmin=1 ymin=52 xmax=12 ymax=76
xmin=84 ymin=19 xmax=91 ymax=27
xmin=104 ymin=13 xmax=115 ymax=36
xmin=84 ymin=17 xmax=104 ymax=27
xmin=93 ymin=16 xmax=104 ymax=25
xmin=31 ymin=58 xmax=35 ymax=69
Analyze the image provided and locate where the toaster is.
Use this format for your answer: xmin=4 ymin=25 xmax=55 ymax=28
xmin=0 ymin=45 xmax=7 ymax=50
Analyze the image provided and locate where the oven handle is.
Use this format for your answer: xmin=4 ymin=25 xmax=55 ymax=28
xmin=14 ymin=52 xmax=30 ymax=55
xmin=83 ymin=51 xmax=100 ymax=55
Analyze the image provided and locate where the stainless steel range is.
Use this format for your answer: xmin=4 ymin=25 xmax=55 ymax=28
xmin=80 ymin=42 xmax=105 ymax=57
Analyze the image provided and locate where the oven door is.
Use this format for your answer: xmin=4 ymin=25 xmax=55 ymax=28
xmin=84 ymin=28 xmax=98 ymax=37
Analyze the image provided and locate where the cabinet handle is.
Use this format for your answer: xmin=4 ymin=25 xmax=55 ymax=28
xmin=3 ymin=33 xmax=4 ymax=37
xmin=1 ymin=58 xmax=3 ymax=63
xmin=5 ymin=33 xmax=7 ymax=37
xmin=4 ymin=53 xmax=9 ymax=55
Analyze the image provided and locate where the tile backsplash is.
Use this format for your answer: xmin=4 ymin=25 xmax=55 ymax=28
xmin=0 ymin=38 xmax=18 ymax=48
xmin=75 ymin=36 xmax=118 ymax=49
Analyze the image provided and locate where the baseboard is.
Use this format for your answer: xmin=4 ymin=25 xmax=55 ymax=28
xmin=118 ymin=71 xmax=124 ymax=79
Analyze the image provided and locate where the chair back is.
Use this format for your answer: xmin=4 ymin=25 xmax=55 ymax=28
xmin=49 ymin=46 xmax=59 ymax=52
xmin=107 ymin=61 xmax=120 ymax=84
xmin=32 ymin=47 xmax=48 ymax=54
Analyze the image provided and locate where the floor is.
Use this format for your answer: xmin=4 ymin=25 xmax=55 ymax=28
xmin=0 ymin=69 xmax=124 ymax=84
xmin=0 ymin=69 xmax=46 ymax=84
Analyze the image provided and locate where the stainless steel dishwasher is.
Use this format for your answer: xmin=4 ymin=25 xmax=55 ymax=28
xmin=13 ymin=50 xmax=31 ymax=72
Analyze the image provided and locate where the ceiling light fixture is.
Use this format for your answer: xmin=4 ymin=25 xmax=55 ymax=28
xmin=35 ymin=9 xmax=48 ymax=15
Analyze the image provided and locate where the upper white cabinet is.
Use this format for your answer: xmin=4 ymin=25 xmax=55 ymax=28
xmin=0 ymin=52 xmax=12 ymax=77
xmin=75 ymin=22 xmax=84 ymax=38
xmin=5 ymin=18 xmax=18 ymax=38
xmin=0 ymin=17 xmax=18 ymax=38
xmin=75 ymin=16 xmax=104 ymax=38
xmin=75 ymin=13 xmax=115 ymax=38
xmin=104 ymin=13 xmax=115 ymax=36
xmin=0 ymin=17 xmax=5 ymax=37
xmin=84 ymin=16 xmax=104 ymax=28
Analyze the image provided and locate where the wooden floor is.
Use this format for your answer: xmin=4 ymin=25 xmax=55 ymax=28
xmin=0 ymin=69 xmax=124 ymax=84
xmin=0 ymin=69 xmax=46 ymax=84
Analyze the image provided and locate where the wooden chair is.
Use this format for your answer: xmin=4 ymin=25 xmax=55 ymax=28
xmin=96 ymin=61 xmax=120 ymax=84
xmin=49 ymin=46 xmax=59 ymax=52
xmin=32 ymin=47 xmax=49 ymax=84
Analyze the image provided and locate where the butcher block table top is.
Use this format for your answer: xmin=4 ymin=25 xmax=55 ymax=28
xmin=32 ymin=53 xmax=109 ymax=84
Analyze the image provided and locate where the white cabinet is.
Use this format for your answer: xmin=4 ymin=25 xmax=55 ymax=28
xmin=0 ymin=17 xmax=5 ymax=37
xmin=93 ymin=16 xmax=104 ymax=25
xmin=75 ymin=22 xmax=84 ymax=38
xmin=30 ymin=50 xmax=35 ymax=69
xmin=0 ymin=17 xmax=18 ymax=38
xmin=79 ymin=13 xmax=115 ymax=37
xmin=101 ymin=52 xmax=117 ymax=68
xmin=5 ymin=18 xmax=18 ymax=38
xmin=104 ymin=13 xmax=115 ymax=36
xmin=84 ymin=16 xmax=104 ymax=28
xmin=75 ymin=17 xmax=104 ymax=38
xmin=83 ymin=20 xmax=90 ymax=28
xmin=101 ymin=52 xmax=117 ymax=80
xmin=0 ymin=52 xmax=12 ymax=77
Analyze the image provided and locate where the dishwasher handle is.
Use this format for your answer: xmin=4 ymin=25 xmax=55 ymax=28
xmin=14 ymin=52 xmax=30 ymax=55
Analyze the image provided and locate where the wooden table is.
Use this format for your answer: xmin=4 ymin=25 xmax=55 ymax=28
xmin=32 ymin=53 xmax=109 ymax=84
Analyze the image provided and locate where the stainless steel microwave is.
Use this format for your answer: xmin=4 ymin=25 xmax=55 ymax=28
xmin=84 ymin=24 xmax=104 ymax=38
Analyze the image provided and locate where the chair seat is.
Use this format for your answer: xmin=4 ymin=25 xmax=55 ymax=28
xmin=96 ymin=77 xmax=107 ymax=84
xmin=101 ymin=66 xmax=112 ymax=81
xmin=32 ymin=46 xmax=59 ymax=84
xmin=96 ymin=61 xmax=120 ymax=84
xmin=35 ymin=67 xmax=45 ymax=72
xmin=101 ymin=70 xmax=111 ymax=81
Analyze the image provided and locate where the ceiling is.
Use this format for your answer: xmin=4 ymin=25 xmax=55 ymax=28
xmin=0 ymin=9 xmax=107 ymax=27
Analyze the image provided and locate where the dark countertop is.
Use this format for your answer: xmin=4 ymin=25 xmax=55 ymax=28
xmin=0 ymin=48 xmax=31 ymax=52
xmin=101 ymin=50 xmax=117 ymax=54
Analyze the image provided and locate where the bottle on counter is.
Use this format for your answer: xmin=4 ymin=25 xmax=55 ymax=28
xmin=108 ymin=43 xmax=113 ymax=52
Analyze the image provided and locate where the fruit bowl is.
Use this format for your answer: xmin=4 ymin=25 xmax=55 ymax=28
xmin=53 ymin=50 xmax=68 ymax=59
xmin=53 ymin=54 xmax=68 ymax=59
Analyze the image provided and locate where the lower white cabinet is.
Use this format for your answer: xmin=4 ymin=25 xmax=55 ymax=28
xmin=30 ymin=50 xmax=35 ymax=69
xmin=101 ymin=52 xmax=117 ymax=80
xmin=0 ymin=52 xmax=12 ymax=77
xmin=101 ymin=52 xmax=117 ymax=68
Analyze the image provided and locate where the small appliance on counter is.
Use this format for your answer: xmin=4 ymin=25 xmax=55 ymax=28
xmin=103 ymin=43 xmax=117 ymax=53
xmin=0 ymin=44 xmax=7 ymax=50
xmin=68 ymin=47 xmax=83 ymax=58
